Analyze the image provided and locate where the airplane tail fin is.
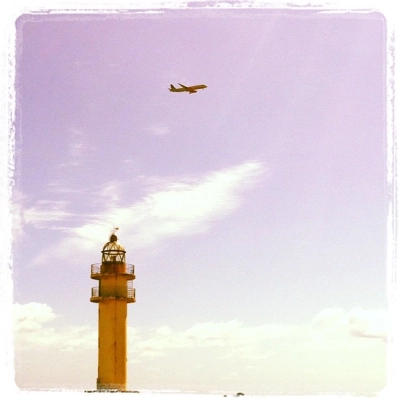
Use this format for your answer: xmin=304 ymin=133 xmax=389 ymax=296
xmin=169 ymin=84 xmax=176 ymax=91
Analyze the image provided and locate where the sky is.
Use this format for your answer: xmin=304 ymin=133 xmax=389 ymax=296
xmin=1 ymin=0 xmax=393 ymax=396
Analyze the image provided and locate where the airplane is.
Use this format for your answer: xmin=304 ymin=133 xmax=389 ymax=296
xmin=169 ymin=83 xmax=207 ymax=94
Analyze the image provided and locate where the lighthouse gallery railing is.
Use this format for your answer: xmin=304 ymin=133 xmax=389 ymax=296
xmin=91 ymin=285 xmax=136 ymax=300
xmin=91 ymin=263 xmax=135 ymax=276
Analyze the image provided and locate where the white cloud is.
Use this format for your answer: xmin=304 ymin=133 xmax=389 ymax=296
xmin=13 ymin=303 xmax=143 ymax=354
xmin=134 ymin=307 xmax=388 ymax=360
xmin=20 ymin=325 xmax=97 ymax=352
xmin=13 ymin=302 xmax=388 ymax=358
xmin=13 ymin=303 xmax=387 ymax=393
xmin=13 ymin=303 xmax=96 ymax=352
xmin=311 ymin=307 xmax=388 ymax=340
xmin=347 ymin=307 xmax=388 ymax=339
xmin=77 ymin=160 xmax=265 ymax=248
xmin=13 ymin=302 xmax=55 ymax=332
xmin=25 ymin=160 xmax=266 ymax=266
xmin=149 ymin=162 xmax=261 ymax=220
xmin=135 ymin=320 xmax=300 ymax=360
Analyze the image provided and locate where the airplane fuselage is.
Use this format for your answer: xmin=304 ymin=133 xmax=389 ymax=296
xmin=169 ymin=83 xmax=207 ymax=94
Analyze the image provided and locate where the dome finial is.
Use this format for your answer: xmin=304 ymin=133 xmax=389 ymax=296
xmin=109 ymin=226 xmax=119 ymax=242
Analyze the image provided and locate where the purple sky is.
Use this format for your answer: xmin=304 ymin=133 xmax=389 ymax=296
xmin=10 ymin=5 xmax=388 ymax=395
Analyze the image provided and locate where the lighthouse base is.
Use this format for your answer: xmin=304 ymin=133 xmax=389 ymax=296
xmin=97 ymin=379 xmax=126 ymax=392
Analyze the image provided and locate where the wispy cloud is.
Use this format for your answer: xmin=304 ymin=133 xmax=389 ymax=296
xmin=12 ymin=188 xmax=75 ymax=239
xmin=147 ymin=123 xmax=171 ymax=136
xmin=78 ymin=160 xmax=265 ymax=247
xmin=95 ymin=180 xmax=124 ymax=207
xmin=63 ymin=127 xmax=90 ymax=168
xmin=23 ymin=160 xmax=266 ymax=265
xmin=23 ymin=200 xmax=72 ymax=227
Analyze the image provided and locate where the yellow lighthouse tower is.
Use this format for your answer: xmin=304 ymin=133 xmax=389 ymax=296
xmin=90 ymin=229 xmax=136 ymax=391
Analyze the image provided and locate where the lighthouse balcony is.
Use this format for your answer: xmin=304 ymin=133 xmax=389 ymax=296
xmin=91 ymin=263 xmax=135 ymax=280
xmin=90 ymin=286 xmax=136 ymax=303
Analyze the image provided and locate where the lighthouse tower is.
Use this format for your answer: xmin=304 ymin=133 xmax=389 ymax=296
xmin=90 ymin=230 xmax=136 ymax=391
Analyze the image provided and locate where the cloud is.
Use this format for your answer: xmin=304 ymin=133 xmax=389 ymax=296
xmin=13 ymin=302 xmax=56 ymax=332
xmin=65 ymin=128 xmax=89 ymax=168
xmin=147 ymin=123 xmax=171 ymax=136
xmin=135 ymin=320 xmax=284 ymax=359
xmin=78 ymin=160 xmax=265 ymax=247
xmin=13 ymin=302 xmax=97 ymax=352
xmin=24 ymin=160 xmax=266 ymax=266
xmin=13 ymin=302 xmax=387 ymax=358
xmin=311 ymin=307 xmax=388 ymax=340
xmin=148 ymin=161 xmax=262 ymax=219
xmin=12 ymin=189 xmax=75 ymax=240
xmin=13 ymin=302 xmax=387 ymax=388
xmin=95 ymin=180 xmax=123 ymax=206
xmin=23 ymin=200 xmax=72 ymax=227
xmin=347 ymin=307 xmax=387 ymax=339
xmin=134 ymin=307 xmax=388 ymax=360
xmin=13 ymin=303 xmax=386 ymax=393
xmin=13 ymin=303 xmax=146 ymax=354
xmin=12 ymin=303 xmax=300 ymax=360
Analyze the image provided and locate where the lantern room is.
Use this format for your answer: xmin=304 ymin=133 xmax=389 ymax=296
xmin=101 ymin=233 xmax=126 ymax=263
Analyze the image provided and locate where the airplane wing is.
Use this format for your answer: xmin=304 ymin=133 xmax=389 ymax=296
xmin=178 ymin=83 xmax=188 ymax=89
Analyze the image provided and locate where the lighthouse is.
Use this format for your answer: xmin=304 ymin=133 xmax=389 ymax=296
xmin=90 ymin=229 xmax=136 ymax=391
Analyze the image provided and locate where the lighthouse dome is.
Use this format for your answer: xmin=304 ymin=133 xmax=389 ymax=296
xmin=102 ymin=233 xmax=126 ymax=263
